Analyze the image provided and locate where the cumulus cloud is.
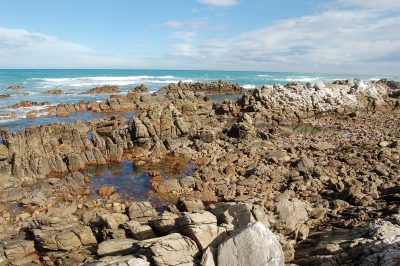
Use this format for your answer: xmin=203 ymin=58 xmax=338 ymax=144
xmin=0 ymin=27 xmax=134 ymax=68
xmin=197 ymin=0 xmax=238 ymax=7
xmin=169 ymin=4 xmax=400 ymax=74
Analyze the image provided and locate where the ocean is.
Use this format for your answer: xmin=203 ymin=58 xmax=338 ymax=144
xmin=0 ymin=69 xmax=397 ymax=131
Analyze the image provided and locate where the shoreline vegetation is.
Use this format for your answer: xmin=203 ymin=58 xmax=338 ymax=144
xmin=0 ymin=78 xmax=400 ymax=265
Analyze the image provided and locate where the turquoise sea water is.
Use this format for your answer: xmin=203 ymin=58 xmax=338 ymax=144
xmin=0 ymin=69 xmax=397 ymax=130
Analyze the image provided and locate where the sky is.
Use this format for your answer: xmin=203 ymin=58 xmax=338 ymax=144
xmin=0 ymin=0 xmax=399 ymax=75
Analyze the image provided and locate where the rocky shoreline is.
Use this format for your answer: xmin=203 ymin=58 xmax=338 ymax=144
xmin=0 ymin=79 xmax=399 ymax=265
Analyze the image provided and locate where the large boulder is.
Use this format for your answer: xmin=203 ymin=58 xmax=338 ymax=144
xmin=217 ymin=222 xmax=284 ymax=266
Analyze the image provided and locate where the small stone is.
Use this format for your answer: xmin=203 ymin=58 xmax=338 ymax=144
xmin=99 ymin=186 xmax=116 ymax=197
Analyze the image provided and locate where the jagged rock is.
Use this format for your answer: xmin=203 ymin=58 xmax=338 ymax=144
xmin=42 ymin=89 xmax=63 ymax=95
xmin=276 ymin=198 xmax=309 ymax=233
xmin=149 ymin=211 xmax=178 ymax=235
xmin=176 ymin=199 xmax=204 ymax=212
xmin=33 ymin=226 xmax=96 ymax=251
xmin=128 ymin=202 xmax=158 ymax=222
xmin=139 ymin=233 xmax=199 ymax=266
xmin=207 ymin=202 xmax=254 ymax=230
xmin=123 ymin=220 xmax=156 ymax=240
xmin=83 ymin=85 xmax=121 ymax=94
xmin=7 ymin=85 xmax=25 ymax=90
xmin=3 ymin=240 xmax=36 ymax=261
xmin=217 ymin=222 xmax=284 ymax=266
xmin=176 ymin=211 xmax=226 ymax=251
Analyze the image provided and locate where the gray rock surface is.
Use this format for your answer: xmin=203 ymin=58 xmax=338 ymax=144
xmin=217 ymin=222 xmax=284 ymax=266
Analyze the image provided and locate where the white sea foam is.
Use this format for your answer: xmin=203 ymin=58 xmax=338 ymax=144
xmin=257 ymin=74 xmax=271 ymax=77
xmin=31 ymin=76 xmax=194 ymax=87
xmin=242 ymin=84 xmax=256 ymax=89
xmin=284 ymin=77 xmax=321 ymax=82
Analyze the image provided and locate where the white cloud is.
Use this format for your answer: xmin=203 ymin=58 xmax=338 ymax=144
xmin=338 ymin=0 xmax=400 ymax=11
xmin=168 ymin=5 xmax=400 ymax=75
xmin=0 ymin=27 xmax=134 ymax=68
xmin=197 ymin=0 xmax=238 ymax=7
xmin=169 ymin=31 xmax=197 ymax=42
xmin=161 ymin=20 xmax=184 ymax=29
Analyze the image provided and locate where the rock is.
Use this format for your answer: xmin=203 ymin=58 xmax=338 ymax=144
xmin=207 ymin=202 xmax=254 ymax=230
xmin=217 ymin=222 xmax=284 ymax=266
xmin=276 ymin=199 xmax=308 ymax=233
xmin=176 ymin=199 xmax=204 ymax=212
xmin=99 ymin=186 xmax=116 ymax=197
xmin=149 ymin=211 xmax=178 ymax=235
xmin=85 ymin=255 xmax=150 ymax=266
xmin=128 ymin=202 xmax=158 ymax=222
xmin=379 ymin=140 xmax=390 ymax=147
xmin=3 ymin=240 xmax=35 ymax=261
xmin=97 ymin=238 xmax=138 ymax=256
xmin=139 ymin=233 xmax=199 ymax=266
xmin=123 ymin=220 xmax=156 ymax=240
xmin=83 ymin=85 xmax=121 ymax=94
xmin=294 ymin=156 xmax=314 ymax=175
xmin=42 ymin=89 xmax=63 ymax=95
xmin=176 ymin=211 xmax=226 ymax=250
xmin=0 ymin=144 xmax=9 ymax=160
xmin=33 ymin=226 xmax=96 ymax=251
xmin=1 ymin=100 xmax=50 ymax=109
xmin=200 ymin=247 xmax=217 ymax=266
xmin=26 ymin=111 xmax=37 ymax=119
xmin=0 ymin=94 xmax=10 ymax=98
xmin=7 ymin=85 xmax=25 ymax=90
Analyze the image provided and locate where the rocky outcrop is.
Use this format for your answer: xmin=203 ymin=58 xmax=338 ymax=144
xmin=159 ymin=80 xmax=247 ymax=95
xmin=7 ymin=85 xmax=25 ymax=90
xmin=294 ymin=220 xmax=400 ymax=266
xmin=83 ymin=85 xmax=121 ymax=94
xmin=42 ymin=89 xmax=63 ymax=95
xmin=0 ymin=79 xmax=399 ymax=265
xmin=1 ymin=100 xmax=50 ymax=109
xmin=0 ymin=118 xmax=129 ymax=180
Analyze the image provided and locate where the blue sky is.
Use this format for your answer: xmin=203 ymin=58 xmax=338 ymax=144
xmin=0 ymin=0 xmax=399 ymax=74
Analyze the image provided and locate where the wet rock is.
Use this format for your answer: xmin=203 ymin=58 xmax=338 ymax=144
xmin=83 ymin=85 xmax=121 ymax=94
xmin=42 ymin=89 xmax=63 ymax=95
xmin=7 ymin=85 xmax=25 ymax=90
xmin=217 ymin=222 xmax=284 ymax=266
xmin=99 ymin=186 xmax=116 ymax=197
xmin=1 ymin=100 xmax=50 ymax=109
